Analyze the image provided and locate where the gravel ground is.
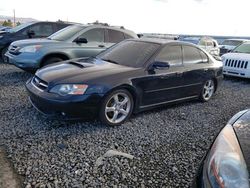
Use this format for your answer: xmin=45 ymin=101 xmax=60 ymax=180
xmin=0 ymin=63 xmax=250 ymax=188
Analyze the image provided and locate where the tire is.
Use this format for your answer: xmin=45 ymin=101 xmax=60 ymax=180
xmin=42 ymin=57 xmax=63 ymax=67
xmin=1 ymin=47 xmax=8 ymax=63
xmin=99 ymin=89 xmax=134 ymax=126
xmin=199 ymin=79 xmax=215 ymax=102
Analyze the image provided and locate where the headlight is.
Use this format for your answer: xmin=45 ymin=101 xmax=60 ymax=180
xmin=205 ymin=124 xmax=249 ymax=188
xmin=49 ymin=84 xmax=88 ymax=96
xmin=221 ymin=56 xmax=226 ymax=62
xmin=19 ymin=45 xmax=42 ymax=53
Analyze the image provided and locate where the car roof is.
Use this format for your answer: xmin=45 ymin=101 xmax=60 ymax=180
xmin=127 ymin=38 xmax=198 ymax=46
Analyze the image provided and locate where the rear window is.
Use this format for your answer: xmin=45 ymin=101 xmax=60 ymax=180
xmin=107 ymin=29 xmax=125 ymax=43
xmin=97 ymin=40 xmax=160 ymax=68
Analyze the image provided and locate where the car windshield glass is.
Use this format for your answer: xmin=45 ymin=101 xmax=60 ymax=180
xmin=97 ymin=40 xmax=160 ymax=68
xmin=233 ymin=43 xmax=250 ymax=53
xmin=222 ymin=40 xmax=242 ymax=46
xmin=48 ymin=25 xmax=84 ymax=41
xmin=8 ymin=22 xmax=34 ymax=33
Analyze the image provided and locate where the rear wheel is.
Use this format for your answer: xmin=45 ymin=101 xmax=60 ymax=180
xmin=1 ymin=47 xmax=8 ymax=63
xmin=42 ymin=57 xmax=63 ymax=67
xmin=99 ymin=89 xmax=134 ymax=126
xmin=200 ymin=79 xmax=215 ymax=102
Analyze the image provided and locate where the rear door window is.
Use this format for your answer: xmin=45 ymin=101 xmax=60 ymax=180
xmin=79 ymin=28 xmax=105 ymax=42
xmin=107 ymin=29 xmax=125 ymax=43
xmin=26 ymin=23 xmax=54 ymax=37
xmin=183 ymin=45 xmax=207 ymax=64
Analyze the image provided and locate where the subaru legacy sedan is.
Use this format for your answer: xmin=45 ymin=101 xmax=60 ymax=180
xmin=6 ymin=24 xmax=137 ymax=72
xmin=26 ymin=39 xmax=223 ymax=126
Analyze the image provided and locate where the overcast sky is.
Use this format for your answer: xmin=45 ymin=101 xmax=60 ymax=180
xmin=1 ymin=0 xmax=249 ymax=36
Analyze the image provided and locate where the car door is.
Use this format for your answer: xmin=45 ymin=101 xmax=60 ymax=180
xmin=139 ymin=45 xmax=186 ymax=107
xmin=105 ymin=29 xmax=126 ymax=48
xmin=72 ymin=28 xmax=107 ymax=57
xmin=181 ymin=45 xmax=211 ymax=97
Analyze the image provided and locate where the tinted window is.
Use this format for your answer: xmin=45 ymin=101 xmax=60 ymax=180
xmin=108 ymin=29 xmax=125 ymax=43
xmin=183 ymin=46 xmax=204 ymax=64
xmin=48 ymin=25 xmax=84 ymax=41
xmin=80 ymin=29 xmax=104 ymax=42
xmin=155 ymin=45 xmax=182 ymax=65
xmin=97 ymin=40 xmax=160 ymax=68
xmin=22 ymin=23 xmax=53 ymax=37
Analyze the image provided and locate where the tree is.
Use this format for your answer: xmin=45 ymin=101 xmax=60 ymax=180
xmin=2 ymin=19 xmax=12 ymax=27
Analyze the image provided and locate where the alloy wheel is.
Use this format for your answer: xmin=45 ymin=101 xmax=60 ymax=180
xmin=105 ymin=92 xmax=131 ymax=124
xmin=202 ymin=80 xmax=215 ymax=101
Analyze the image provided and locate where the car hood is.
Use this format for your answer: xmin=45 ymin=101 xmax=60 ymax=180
xmin=11 ymin=38 xmax=61 ymax=47
xmin=35 ymin=58 xmax=139 ymax=86
xmin=232 ymin=109 xmax=250 ymax=172
xmin=222 ymin=52 xmax=250 ymax=60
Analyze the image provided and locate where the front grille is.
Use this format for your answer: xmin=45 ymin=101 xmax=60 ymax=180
xmin=224 ymin=59 xmax=249 ymax=69
xmin=32 ymin=76 xmax=48 ymax=91
xmin=8 ymin=45 xmax=20 ymax=55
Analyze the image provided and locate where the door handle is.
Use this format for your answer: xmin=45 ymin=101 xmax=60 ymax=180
xmin=98 ymin=44 xmax=105 ymax=48
xmin=204 ymin=68 xmax=208 ymax=72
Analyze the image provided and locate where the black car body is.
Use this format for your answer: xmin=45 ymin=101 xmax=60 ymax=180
xmin=0 ymin=21 xmax=71 ymax=61
xmin=193 ymin=109 xmax=250 ymax=188
xmin=26 ymin=39 xmax=223 ymax=125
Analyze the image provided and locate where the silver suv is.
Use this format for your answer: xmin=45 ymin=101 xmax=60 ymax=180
xmin=6 ymin=23 xmax=138 ymax=72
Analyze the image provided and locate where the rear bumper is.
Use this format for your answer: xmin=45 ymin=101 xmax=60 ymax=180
xmin=26 ymin=79 xmax=104 ymax=119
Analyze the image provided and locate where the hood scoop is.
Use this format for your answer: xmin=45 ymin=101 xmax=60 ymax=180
xmin=67 ymin=61 xmax=94 ymax=68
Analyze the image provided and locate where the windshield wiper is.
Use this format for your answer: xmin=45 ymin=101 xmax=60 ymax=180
xmin=101 ymin=58 xmax=118 ymax=64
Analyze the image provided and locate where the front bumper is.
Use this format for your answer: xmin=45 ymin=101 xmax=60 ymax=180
xmin=223 ymin=68 xmax=250 ymax=78
xmin=5 ymin=51 xmax=41 ymax=71
xmin=26 ymin=79 xmax=104 ymax=119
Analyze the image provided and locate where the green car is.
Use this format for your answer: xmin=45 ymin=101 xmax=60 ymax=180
xmin=6 ymin=23 xmax=138 ymax=72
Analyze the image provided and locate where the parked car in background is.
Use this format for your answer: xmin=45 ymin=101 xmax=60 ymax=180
xmin=222 ymin=42 xmax=250 ymax=78
xmin=26 ymin=39 xmax=223 ymax=126
xmin=180 ymin=36 xmax=220 ymax=59
xmin=0 ymin=21 xmax=71 ymax=62
xmin=219 ymin=39 xmax=249 ymax=56
xmin=193 ymin=109 xmax=250 ymax=188
xmin=6 ymin=23 xmax=138 ymax=72
xmin=0 ymin=26 xmax=11 ymax=32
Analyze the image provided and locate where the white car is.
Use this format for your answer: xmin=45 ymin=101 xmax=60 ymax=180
xmin=219 ymin=39 xmax=249 ymax=56
xmin=222 ymin=42 xmax=250 ymax=78
xmin=181 ymin=36 xmax=220 ymax=57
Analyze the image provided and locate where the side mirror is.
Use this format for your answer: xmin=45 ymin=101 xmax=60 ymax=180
xmin=149 ymin=61 xmax=170 ymax=71
xmin=74 ymin=37 xmax=88 ymax=44
xmin=27 ymin=30 xmax=35 ymax=38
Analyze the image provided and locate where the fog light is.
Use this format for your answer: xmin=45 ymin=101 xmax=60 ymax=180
xmin=61 ymin=112 xmax=66 ymax=116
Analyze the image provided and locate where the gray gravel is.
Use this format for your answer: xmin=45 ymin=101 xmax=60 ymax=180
xmin=0 ymin=63 xmax=250 ymax=188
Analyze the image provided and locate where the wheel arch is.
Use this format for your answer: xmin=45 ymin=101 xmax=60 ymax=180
xmin=40 ymin=53 xmax=70 ymax=67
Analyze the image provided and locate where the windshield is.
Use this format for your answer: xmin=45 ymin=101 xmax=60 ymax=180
xmin=48 ymin=25 xmax=84 ymax=41
xmin=233 ymin=43 xmax=250 ymax=53
xmin=97 ymin=40 xmax=160 ymax=68
xmin=8 ymin=22 xmax=34 ymax=33
xmin=222 ymin=40 xmax=243 ymax=46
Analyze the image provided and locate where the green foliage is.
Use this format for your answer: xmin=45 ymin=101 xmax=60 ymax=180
xmin=2 ymin=19 xmax=12 ymax=27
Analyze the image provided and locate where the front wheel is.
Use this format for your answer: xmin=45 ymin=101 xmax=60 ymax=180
xmin=200 ymin=79 xmax=215 ymax=102
xmin=1 ymin=47 xmax=8 ymax=63
xmin=99 ymin=89 xmax=134 ymax=126
xmin=42 ymin=57 xmax=63 ymax=67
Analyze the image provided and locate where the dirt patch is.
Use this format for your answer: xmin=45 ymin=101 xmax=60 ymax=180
xmin=0 ymin=147 xmax=23 ymax=188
